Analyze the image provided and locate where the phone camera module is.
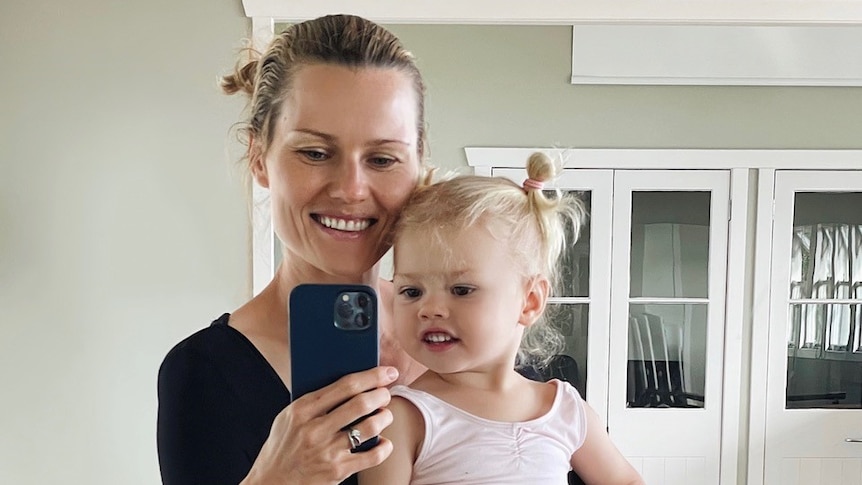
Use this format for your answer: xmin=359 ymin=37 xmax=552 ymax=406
xmin=333 ymin=290 xmax=374 ymax=331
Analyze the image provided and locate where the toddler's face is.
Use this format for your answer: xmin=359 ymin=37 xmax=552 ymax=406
xmin=391 ymin=225 xmax=531 ymax=374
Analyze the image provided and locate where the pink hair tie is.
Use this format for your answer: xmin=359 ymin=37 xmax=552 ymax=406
xmin=522 ymin=178 xmax=544 ymax=191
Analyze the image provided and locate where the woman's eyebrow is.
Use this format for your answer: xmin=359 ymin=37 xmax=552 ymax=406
xmin=367 ymin=138 xmax=411 ymax=147
xmin=290 ymin=129 xmax=410 ymax=148
xmin=290 ymin=128 xmax=336 ymax=142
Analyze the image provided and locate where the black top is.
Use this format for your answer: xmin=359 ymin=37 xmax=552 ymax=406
xmin=157 ymin=314 xmax=358 ymax=485
xmin=157 ymin=315 xmax=580 ymax=485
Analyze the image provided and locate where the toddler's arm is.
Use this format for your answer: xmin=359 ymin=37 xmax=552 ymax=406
xmin=358 ymin=396 xmax=424 ymax=485
xmin=570 ymin=403 xmax=645 ymax=485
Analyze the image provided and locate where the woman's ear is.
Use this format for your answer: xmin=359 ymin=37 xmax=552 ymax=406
xmin=249 ymin=134 xmax=269 ymax=188
xmin=519 ymin=276 xmax=550 ymax=327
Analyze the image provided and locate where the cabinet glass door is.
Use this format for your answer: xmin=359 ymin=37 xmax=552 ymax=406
xmin=765 ymin=171 xmax=862 ymax=485
xmin=493 ymin=168 xmax=613 ymax=418
xmin=608 ymin=171 xmax=729 ymax=485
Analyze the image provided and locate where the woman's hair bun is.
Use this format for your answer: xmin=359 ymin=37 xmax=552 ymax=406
xmin=220 ymin=54 xmax=259 ymax=96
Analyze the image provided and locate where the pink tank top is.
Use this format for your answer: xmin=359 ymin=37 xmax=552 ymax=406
xmin=390 ymin=379 xmax=587 ymax=485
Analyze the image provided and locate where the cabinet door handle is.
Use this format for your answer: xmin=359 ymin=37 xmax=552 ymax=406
xmin=846 ymin=438 xmax=862 ymax=443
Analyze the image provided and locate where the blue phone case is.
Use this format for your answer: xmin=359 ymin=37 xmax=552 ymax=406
xmin=289 ymin=283 xmax=380 ymax=452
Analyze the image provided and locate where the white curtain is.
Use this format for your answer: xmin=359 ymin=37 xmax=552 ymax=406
xmin=790 ymin=224 xmax=862 ymax=352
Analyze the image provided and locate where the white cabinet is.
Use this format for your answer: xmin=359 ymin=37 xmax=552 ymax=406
xmin=492 ymin=167 xmax=731 ymax=484
xmin=608 ymin=171 xmax=729 ymax=484
xmin=758 ymin=171 xmax=862 ymax=485
xmin=470 ymin=149 xmax=862 ymax=485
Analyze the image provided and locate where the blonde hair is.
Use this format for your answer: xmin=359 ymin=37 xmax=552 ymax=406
xmin=394 ymin=152 xmax=587 ymax=367
xmin=221 ymin=14 xmax=427 ymax=168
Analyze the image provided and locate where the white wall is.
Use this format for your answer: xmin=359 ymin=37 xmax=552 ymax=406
xmin=0 ymin=1 xmax=249 ymax=483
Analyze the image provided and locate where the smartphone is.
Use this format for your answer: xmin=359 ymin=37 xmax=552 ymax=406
xmin=289 ymin=283 xmax=380 ymax=452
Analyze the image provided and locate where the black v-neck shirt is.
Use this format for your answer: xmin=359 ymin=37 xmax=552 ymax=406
xmin=157 ymin=314 xmax=359 ymax=485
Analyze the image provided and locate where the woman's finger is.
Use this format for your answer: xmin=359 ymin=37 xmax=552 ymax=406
xmin=335 ymin=436 xmax=395 ymax=477
xmin=324 ymin=386 xmax=392 ymax=430
xmin=292 ymin=366 xmax=399 ymax=419
xmin=340 ymin=406 xmax=394 ymax=449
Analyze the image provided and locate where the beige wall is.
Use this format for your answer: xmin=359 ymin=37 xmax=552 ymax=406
xmin=0 ymin=1 xmax=249 ymax=483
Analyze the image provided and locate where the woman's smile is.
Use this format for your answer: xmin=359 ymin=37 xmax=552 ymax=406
xmin=313 ymin=214 xmax=375 ymax=232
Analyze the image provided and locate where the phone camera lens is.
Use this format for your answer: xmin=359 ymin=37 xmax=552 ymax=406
xmin=354 ymin=313 xmax=369 ymax=328
xmin=357 ymin=294 xmax=369 ymax=308
xmin=337 ymin=301 xmax=353 ymax=319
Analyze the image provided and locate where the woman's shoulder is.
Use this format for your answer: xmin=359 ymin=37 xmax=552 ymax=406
xmin=161 ymin=314 xmax=234 ymax=361
xmin=158 ymin=313 xmax=256 ymax=383
xmin=158 ymin=312 xmax=289 ymax=402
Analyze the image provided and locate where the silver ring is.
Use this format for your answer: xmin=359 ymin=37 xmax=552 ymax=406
xmin=347 ymin=428 xmax=362 ymax=449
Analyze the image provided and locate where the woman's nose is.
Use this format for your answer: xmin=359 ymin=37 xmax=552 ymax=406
xmin=329 ymin=157 xmax=369 ymax=203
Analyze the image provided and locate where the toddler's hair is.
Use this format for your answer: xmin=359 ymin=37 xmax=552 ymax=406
xmin=394 ymin=152 xmax=587 ymax=367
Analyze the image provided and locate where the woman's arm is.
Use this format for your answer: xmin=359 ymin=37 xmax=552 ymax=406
xmin=158 ymin=347 xmax=255 ymax=485
xmin=569 ymin=404 xmax=645 ymax=485
xmin=243 ymin=369 xmax=398 ymax=485
xmin=358 ymin=396 xmax=424 ymax=485
xmin=158 ymin=344 xmax=399 ymax=485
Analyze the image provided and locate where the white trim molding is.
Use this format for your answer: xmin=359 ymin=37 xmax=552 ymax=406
xmin=570 ymin=24 xmax=862 ymax=86
xmin=465 ymin=147 xmax=862 ymax=170
xmin=242 ymin=0 xmax=862 ymax=25
xmin=746 ymin=169 xmax=776 ymax=485
xmin=243 ymin=2 xmax=862 ymax=87
xmin=721 ymin=168 xmax=755 ymax=485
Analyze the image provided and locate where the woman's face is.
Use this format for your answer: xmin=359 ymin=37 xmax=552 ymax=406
xmin=254 ymin=64 xmax=422 ymax=280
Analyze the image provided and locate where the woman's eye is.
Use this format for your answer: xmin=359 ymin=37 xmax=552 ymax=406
xmin=451 ymin=286 xmax=474 ymax=296
xmin=399 ymin=287 xmax=422 ymax=299
xmin=368 ymin=156 xmax=396 ymax=169
xmin=299 ymin=150 xmax=328 ymax=162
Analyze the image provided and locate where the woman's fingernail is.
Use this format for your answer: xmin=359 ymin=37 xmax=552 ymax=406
xmin=386 ymin=367 xmax=399 ymax=381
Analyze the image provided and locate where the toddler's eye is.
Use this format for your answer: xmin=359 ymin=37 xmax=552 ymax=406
xmin=399 ymin=287 xmax=422 ymax=299
xmin=451 ymin=286 xmax=474 ymax=296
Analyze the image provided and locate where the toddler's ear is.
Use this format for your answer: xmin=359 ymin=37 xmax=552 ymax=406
xmin=519 ymin=276 xmax=549 ymax=327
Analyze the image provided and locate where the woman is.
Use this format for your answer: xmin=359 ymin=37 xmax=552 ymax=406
xmin=157 ymin=14 xmax=428 ymax=485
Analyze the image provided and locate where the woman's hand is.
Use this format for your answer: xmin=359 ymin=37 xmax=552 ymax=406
xmin=242 ymin=366 xmax=399 ymax=485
